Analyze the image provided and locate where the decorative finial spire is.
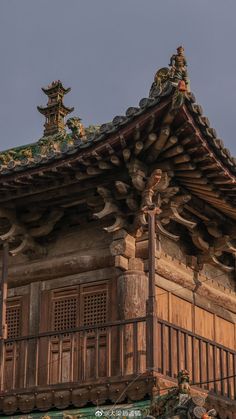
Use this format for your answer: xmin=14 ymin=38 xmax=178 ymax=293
xmin=37 ymin=80 xmax=74 ymax=137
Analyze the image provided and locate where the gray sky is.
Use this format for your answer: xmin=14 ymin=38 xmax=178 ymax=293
xmin=0 ymin=0 xmax=236 ymax=155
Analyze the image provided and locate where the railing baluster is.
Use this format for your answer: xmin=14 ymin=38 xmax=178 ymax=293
xmin=35 ymin=338 xmax=39 ymax=387
xmin=184 ymin=332 xmax=188 ymax=372
xmin=206 ymin=342 xmax=209 ymax=390
xmin=169 ymin=326 xmax=172 ymax=377
xmin=47 ymin=337 xmax=51 ymax=385
xmin=119 ymin=324 xmax=124 ymax=376
xmin=0 ymin=339 xmax=6 ymax=391
xmin=177 ymin=329 xmax=180 ymax=374
xmin=133 ymin=322 xmax=138 ymax=374
xmin=161 ymin=323 xmax=165 ymax=375
xmin=220 ymin=348 xmax=224 ymax=396
xmin=82 ymin=331 xmax=87 ymax=381
xmin=70 ymin=333 xmax=74 ymax=382
xmin=106 ymin=327 xmax=111 ymax=377
xmin=233 ymin=354 xmax=236 ymax=400
xmin=199 ymin=339 xmax=202 ymax=387
xmin=12 ymin=343 xmax=17 ymax=389
xmin=95 ymin=328 xmax=99 ymax=379
xmin=192 ymin=336 xmax=195 ymax=384
xmin=226 ymin=351 xmax=230 ymax=399
xmin=58 ymin=335 xmax=63 ymax=383
xmin=23 ymin=341 xmax=28 ymax=388
xmin=213 ymin=345 xmax=217 ymax=394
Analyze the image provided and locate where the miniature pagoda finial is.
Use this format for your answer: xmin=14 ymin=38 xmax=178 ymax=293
xmin=37 ymin=80 xmax=74 ymax=137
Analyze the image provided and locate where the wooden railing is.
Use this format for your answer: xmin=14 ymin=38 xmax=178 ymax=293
xmin=1 ymin=317 xmax=236 ymax=400
xmin=157 ymin=319 xmax=236 ymax=400
xmin=0 ymin=318 xmax=147 ymax=391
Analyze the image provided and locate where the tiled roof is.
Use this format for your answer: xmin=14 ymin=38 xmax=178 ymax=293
xmin=0 ymin=81 xmax=235 ymax=177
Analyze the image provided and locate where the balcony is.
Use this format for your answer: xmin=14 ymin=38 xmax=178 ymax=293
xmin=0 ymin=317 xmax=236 ymax=414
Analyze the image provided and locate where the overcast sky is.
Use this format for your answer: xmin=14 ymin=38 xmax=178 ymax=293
xmin=0 ymin=0 xmax=236 ymax=155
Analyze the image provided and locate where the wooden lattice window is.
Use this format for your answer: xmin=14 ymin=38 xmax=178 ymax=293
xmin=6 ymin=303 xmax=21 ymax=339
xmin=52 ymin=289 xmax=78 ymax=331
xmin=82 ymin=284 xmax=108 ymax=327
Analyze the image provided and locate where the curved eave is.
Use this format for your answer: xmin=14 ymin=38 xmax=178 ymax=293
xmin=37 ymin=104 xmax=74 ymax=114
xmin=0 ymin=86 xmax=236 ymax=221
xmin=41 ymin=86 xmax=71 ymax=95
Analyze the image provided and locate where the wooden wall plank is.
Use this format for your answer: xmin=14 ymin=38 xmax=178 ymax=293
xmin=194 ymin=306 xmax=215 ymax=341
xmin=171 ymin=295 xmax=193 ymax=331
xmin=215 ymin=316 xmax=235 ymax=350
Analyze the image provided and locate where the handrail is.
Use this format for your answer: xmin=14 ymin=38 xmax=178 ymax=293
xmin=157 ymin=318 xmax=236 ymax=355
xmin=1 ymin=316 xmax=236 ymax=400
xmin=3 ymin=316 xmax=147 ymax=343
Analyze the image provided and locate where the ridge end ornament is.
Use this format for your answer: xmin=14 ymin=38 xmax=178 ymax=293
xmin=149 ymin=46 xmax=191 ymax=106
xmin=146 ymin=369 xmax=218 ymax=419
xmin=66 ymin=116 xmax=87 ymax=142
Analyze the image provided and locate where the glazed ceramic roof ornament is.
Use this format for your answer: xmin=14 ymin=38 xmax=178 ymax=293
xmin=146 ymin=370 xmax=217 ymax=419
xmin=149 ymin=46 xmax=190 ymax=100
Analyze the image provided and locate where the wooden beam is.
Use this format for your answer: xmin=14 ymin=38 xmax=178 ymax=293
xmin=143 ymin=133 xmax=157 ymax=151
xmin=174 ymin=163 xmax=196 ymax=171
xmin=134 ymin=141 xmax=144 ymax=156
xmin=86 ymin=166 xmax=102 ymax=175
xmin=180 ymin=136 xmax=196 ymax=146
xmin=175 ymin=170 xmax=202 ymax=178
xmin=147 ymin=124 xmax=171 ymax=162
xmin=173 ymin=154 xmax=191 ymax=164
xmin=98 ymin=161 xmax=113 ymax=170
xmin=162 ymin=136 xmax=178 ymax=152
xmin=177 ymin=177 xmax=209 ymax=185
xmin=160 ymin=145 xmax=184 ymax=159
xmin=123 ymin=148 xmax=131 ymax=162
xmin=110 ymin=155 xmax=121 ymax=166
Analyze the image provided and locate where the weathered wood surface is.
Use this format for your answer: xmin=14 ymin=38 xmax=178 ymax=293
xmin=1 ymin=317 xmax=236 ymax=412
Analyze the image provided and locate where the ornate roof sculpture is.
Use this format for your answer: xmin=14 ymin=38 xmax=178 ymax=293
xmin=145 ymin=370 xmax=218 ymax=419
xmin=0 ymin=47 xmax=235 ymax=271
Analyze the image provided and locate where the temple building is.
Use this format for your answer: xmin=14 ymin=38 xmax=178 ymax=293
xmin=0 ymin=47 xmax=236 ymax=418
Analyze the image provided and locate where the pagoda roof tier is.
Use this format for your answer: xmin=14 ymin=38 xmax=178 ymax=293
xmin=37 ymin=103 xmax=74 ymax=115
xmin=41 ymin=80 xmax=71 ymax=95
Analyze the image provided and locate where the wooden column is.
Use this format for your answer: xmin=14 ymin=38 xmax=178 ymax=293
xmin=118 ymin=269 xmax=148 ymax=375
xmin=0 ymin=242 xmax=9 ymax=339
xmin=146 ymin=209 xmax=159 ymax=375
xmin=0 ymin=241 xmax=9 ymax=391
xmin=27 ymin=281 xmax=40 ymax=387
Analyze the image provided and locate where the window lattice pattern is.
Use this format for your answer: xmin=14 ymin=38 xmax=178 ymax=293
xmin=83 ymin=292 xmax=107 ymax=326
xmin=6 ymin=306 xmax=21 ymax=338
xmin=53 ymin=297 xmax=77 ymax=331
